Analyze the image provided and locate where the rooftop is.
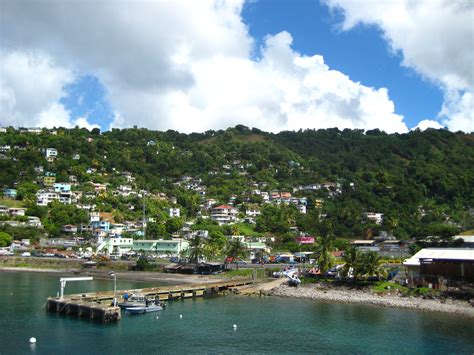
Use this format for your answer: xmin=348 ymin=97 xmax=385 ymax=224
xmin=403 ymin=248 xmax=474 ymax=266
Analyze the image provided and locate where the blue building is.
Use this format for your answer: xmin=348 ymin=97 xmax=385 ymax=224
xmin=3 ymin=188 xmax=17 ymax=199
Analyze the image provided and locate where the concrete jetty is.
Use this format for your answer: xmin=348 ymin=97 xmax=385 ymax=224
xmin=46 ymin=279 xmax=255 ymax=323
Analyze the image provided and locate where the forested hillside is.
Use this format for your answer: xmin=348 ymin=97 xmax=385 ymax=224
xmin=0 ymin=125 xmax=473 ymax=245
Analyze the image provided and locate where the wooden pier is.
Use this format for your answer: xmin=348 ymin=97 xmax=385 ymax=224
xmin=46 ymin=279 xmax=255 ymax=323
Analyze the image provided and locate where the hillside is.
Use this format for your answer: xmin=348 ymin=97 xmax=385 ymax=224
xmin=0 ymin=125 xmax=473 ymax=245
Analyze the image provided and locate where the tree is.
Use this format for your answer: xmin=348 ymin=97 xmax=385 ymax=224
xmin=341 ymin=247 xmax=363 ymax=281
xmin=361 ymin=251 xmax=387 ymax=280
xmin=165 ymin=218 xmax=183 ymax=235
xmin=0 ymin=232 xmax=12 ymax=247
xmin=225 ymin=238 xmax=248 ymax=266
xmin=187 ymin=235 xmax=206 ymax=263
xmin=315 ymin=235 xmax=335 ymax=276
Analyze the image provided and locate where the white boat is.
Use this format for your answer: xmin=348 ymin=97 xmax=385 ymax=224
xmin=126 ymin=304 xmax=163 ymax=314
xmin=118 ymin=293 xmax=166 ymax=310
xmin=283 ymin=268 xmax=301 ymax=286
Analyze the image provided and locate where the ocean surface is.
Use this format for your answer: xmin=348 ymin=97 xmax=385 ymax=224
xmin=0 ymin=271 xmax=473 ymax=355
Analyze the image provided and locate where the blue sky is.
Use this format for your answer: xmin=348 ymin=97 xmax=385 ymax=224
xmin=1 ymin=0 xmax=472 ymax=133
xmin=242 ymin=0 xmax=443 ymax=129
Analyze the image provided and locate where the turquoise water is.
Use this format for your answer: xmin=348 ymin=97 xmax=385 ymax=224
xmin=0 ymin=271 xmax=473 ymax=354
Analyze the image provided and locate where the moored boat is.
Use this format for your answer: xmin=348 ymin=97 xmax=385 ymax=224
xmin=126 ymin=304 xmax=163 ymax=314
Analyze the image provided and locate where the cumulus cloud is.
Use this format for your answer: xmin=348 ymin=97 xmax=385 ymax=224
xmin=412 ymin=120 xmax=444 ymax=131
xmin=324 ymin=0 xmax=474 ymax=132
xmin=0 ymin=51 xmax=98 ymax=129
xmin=1 ymin=0 xmax=408 ymax=133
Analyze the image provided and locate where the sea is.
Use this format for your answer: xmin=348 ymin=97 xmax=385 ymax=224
xmin=0 ymin=271 xmax=473 ymax=354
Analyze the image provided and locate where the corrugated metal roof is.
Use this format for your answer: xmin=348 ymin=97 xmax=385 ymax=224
xmin=403 ymin=248 xmax=474 ymax=266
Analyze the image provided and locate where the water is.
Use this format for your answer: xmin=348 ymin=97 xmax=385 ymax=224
xmin=1 ymin=271 xmax=473 ymax=354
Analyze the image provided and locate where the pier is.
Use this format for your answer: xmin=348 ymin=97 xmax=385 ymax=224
xmin=46 ymin=279 xmax=255 ymax=322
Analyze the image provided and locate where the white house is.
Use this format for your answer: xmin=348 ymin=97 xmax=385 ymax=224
xmin=363 ymin=212 xmax=384 ymax=225
xmin=245 ymin=208 xmax=261 ymax=217
xmin=9 ymin=207 xmax=26 ymax=216
xmin=169 ymin=208 xmax=180 ymax=218
xmin=211 ymin=205 xmax=238 ymax=225
xmin=45 ymin=148 xmax=58 ymax=158
xmin=36 ymin=190 xmax=59 ymax=206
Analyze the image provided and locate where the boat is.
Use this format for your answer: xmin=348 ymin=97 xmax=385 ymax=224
xmin=126 ymin=304 xmax=163 ymax=314
xmin=287 ymin=273 xmax=301 ymax=286
xmin=117 ymin=293 xmax=166 ymax=309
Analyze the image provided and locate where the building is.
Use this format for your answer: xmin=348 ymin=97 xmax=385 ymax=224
xmin=8 ymin=207 xmax=26 ymax=217
xmin=3 ymin=188 xmax=17 ymax=199
xmin=363 ymin=212 xmax=384 ymax=225
xmin=211 ymin=205 xmax=238 ymax=225
xmin=297 ymin=205 xmax=307 ymax=214
xmin=43 ymin=172 xmax=56 ymax=187
xmin=45 ymin=148 xmax=58 ymax=158
xmin=350 ymin=240 xmax=379 ymax=252
xmin=62 ymin=224 xmax=78 ymax=234
xmin=132 ymin=238 xmax=189 ymax=255
xmin=53 ymin=183 xmax=71 ymax=193
xmin=36 ymin=190 xmax=59 ymax=206
xmin=245 ymin=207 xmax=261 ymax=217
xmin=403 ymin=248 xmax=474 ymax=289
xmin=169 ymin=208 xmax=180 ymax=218
xmin=97 ymin=237 xmax=134 ymax=256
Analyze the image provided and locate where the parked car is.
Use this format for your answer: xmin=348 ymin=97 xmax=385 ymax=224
xmin=21 ymin=252 xmax=31 ymax=257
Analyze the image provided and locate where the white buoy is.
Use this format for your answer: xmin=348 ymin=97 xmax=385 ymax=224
xmin=233 ymin=324 xmax=237 ymax=329
xmin=179 ymin=314 xmax=183 ymax=319
xmin=29 ymin=337 xmax=37 ymax=344
xmin=156 ymin=316 xmax=159 ymax=319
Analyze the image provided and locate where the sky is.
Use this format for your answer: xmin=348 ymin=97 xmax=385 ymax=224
xmin=0 ymin=0 xmax=472 ymax=134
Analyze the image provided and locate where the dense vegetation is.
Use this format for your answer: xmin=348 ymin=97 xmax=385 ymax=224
xmin=0 ymin=125 xmax=473 ymax=247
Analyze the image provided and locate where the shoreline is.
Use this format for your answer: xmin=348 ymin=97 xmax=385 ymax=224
xmin=0 ymin=266 xmax=228 ymax=285
xmin=268 ymin=283 xmax=474 ymax=318
xmin=3 ymin=266 xmax=473 ymax=317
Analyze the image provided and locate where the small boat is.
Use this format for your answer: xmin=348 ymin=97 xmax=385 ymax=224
xmin=118 ymin=293 xmax=166 ymax=309
xmin=126 ymin=304 xmax=163 ymax=314
xmin=287 ymin=273 xmax=301 ymax=286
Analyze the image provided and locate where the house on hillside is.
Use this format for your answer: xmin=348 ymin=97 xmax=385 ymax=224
xmin=362 ymin=212 xmax=384 ymax=225
xmin=44 ymin=148 xmax=58 ymax=158
xmin=8 ymin=207 xmax=26 ymax=216
xmin=37 ymin=190 xmax=59 ymax=206
xmin=211 ymin=205 xmax=238 ymax=225
xmin=3 ymin=188 xmax=17 ymax=199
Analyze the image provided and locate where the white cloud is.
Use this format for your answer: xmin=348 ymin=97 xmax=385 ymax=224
xmin=0 ymin=51 xmax=98 ymax=129
xmin=412 ymin=120 xmax=444 ymax=131
xmin=324 ymin=0 xmax=474 ymax=132
xmin=2 ymin=0 xmax=407 ymax=133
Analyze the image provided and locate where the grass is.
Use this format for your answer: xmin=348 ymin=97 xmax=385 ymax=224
xmin=372 ymin=281 xmax=408 ymax=293
xmin=0 ymin=198 xmax=25 ymax=208
xmin=222 ymin=269 xmax=253 ymax=278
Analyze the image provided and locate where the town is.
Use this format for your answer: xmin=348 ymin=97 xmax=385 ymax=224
xmin=0 ymin=126 xmax=472 ymax=293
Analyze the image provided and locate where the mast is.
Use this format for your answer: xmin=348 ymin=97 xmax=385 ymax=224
xmin=142 ymin=191 xmax=146 ymax=239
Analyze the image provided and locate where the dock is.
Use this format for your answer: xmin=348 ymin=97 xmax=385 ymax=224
xmin=46 ymin=279 xmax=256 ymax=323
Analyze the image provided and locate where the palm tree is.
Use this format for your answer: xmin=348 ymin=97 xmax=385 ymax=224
xmin=225 ymin=239 xmax=248 ymax=268
xmin=231 ymin=225 xmax=240 ymax=236
xmin=361 ymin=251 xmax=387 ymax=281
xmin=315 ymin=235 xmax=335 ymax=276
xmin=187 ymin=235 xmax=206 ymax=264
xmin=341 ymin=246 xmax=363 ymax=281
